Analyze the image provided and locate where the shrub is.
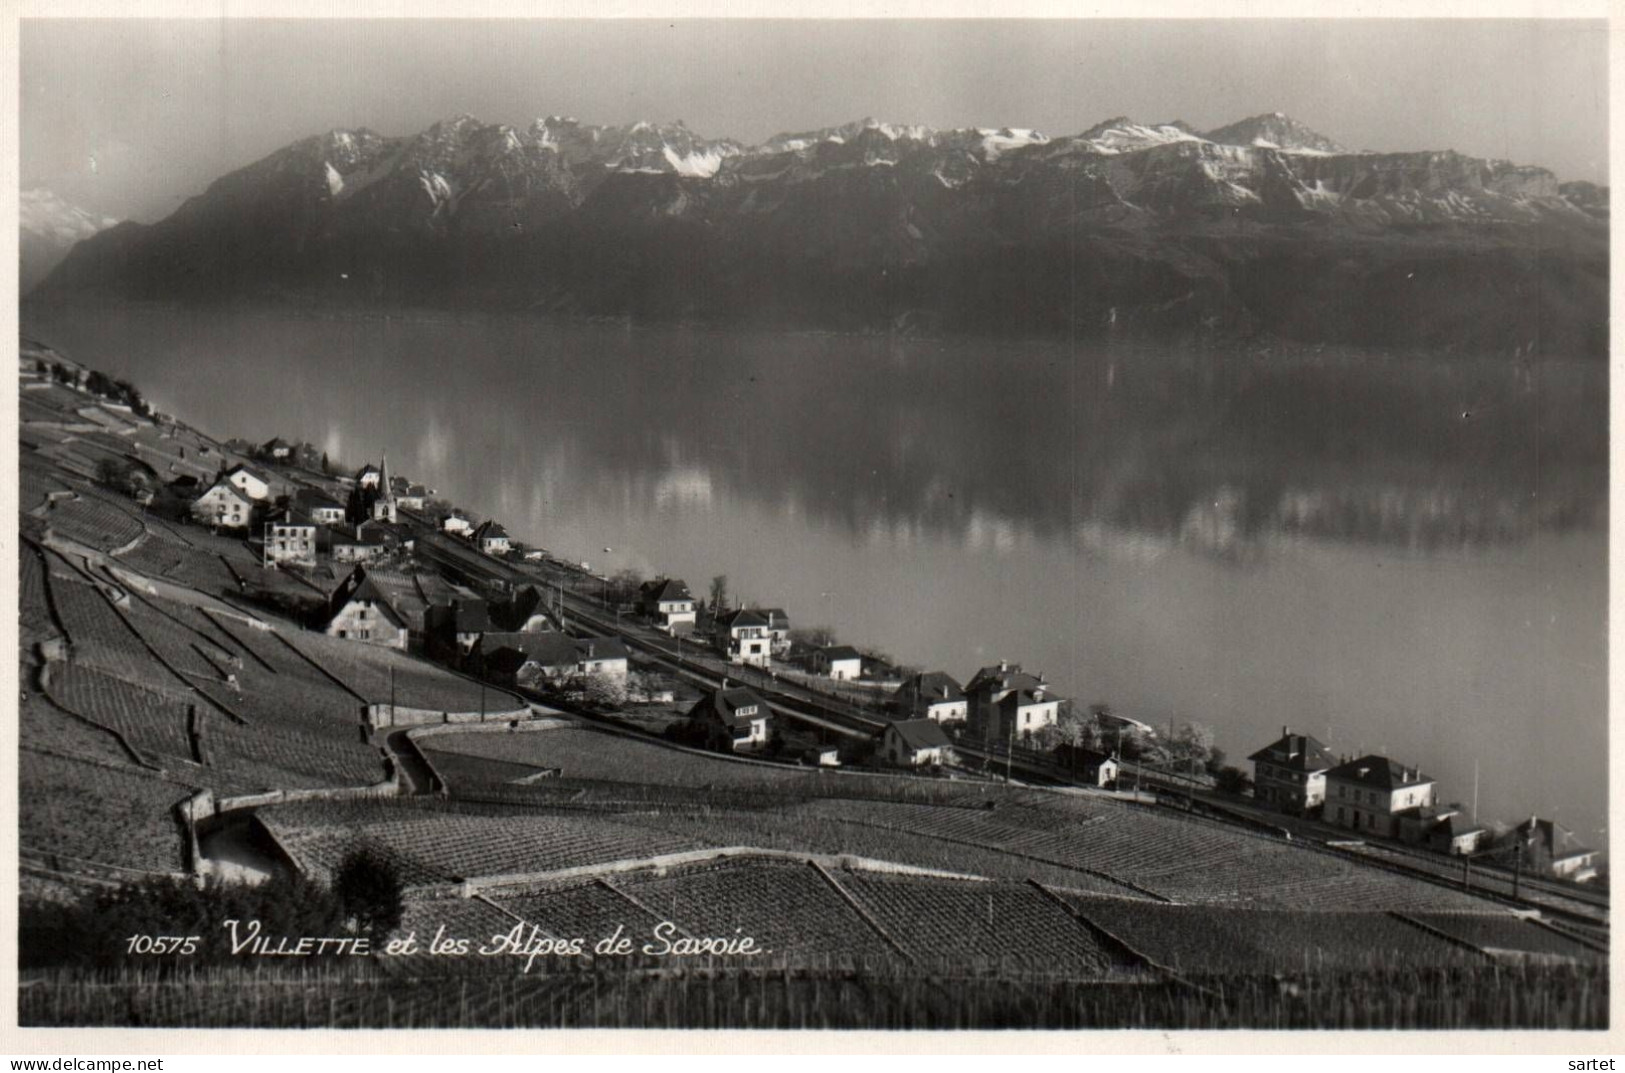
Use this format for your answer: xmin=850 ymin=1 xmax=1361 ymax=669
xmin=333 ymin=846 xmax=405 ymax=945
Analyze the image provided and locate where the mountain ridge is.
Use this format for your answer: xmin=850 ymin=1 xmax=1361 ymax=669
xmin=29 ymin=110 xmax=1608 ymax=355
xmin=21 ymin=188 xmax=119 ymax=294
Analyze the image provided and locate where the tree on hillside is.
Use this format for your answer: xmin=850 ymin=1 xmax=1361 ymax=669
xmin=1034 ymin=700 xmax=1109 ymax=754
xmin=609 ymin=568 xmax=645 ymax=606
xmin=346 ymin=483 xmax=379 ymax=526
xmin=564 ymin=673 xmax=630 ymax=710
xmin=1168 ymin=722 xmax=1217 ymax=767
xmin=790 ymin=626 xmax=838 ymax=652
xmin=334 ymin=845 xmax=404 ymax=945
xmin=1214 ymin=765 xmax=1254 ymax=796
xmin=321 ymin=451 xmax=331 ymax=475
xmin=95 ymin=457 xmax=152 ymax=502
xmin=1086 ymin=705 xmax=1158 ymax=762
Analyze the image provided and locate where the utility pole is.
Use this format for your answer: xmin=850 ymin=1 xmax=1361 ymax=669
xmin=1472 ymin=758 xmax=1479 ymax=824
xmin=1005 ymin=715 xmax=1014 ymax=784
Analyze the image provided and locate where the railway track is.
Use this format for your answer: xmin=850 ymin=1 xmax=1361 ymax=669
xmin=430 ymin=553 xmax=1614 ymax=930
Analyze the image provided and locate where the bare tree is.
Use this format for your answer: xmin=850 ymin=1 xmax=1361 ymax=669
xmin=709 ymin=574 xmax=730 ymax=614
xmin=790 ymin=625 xmax=838 ymax=649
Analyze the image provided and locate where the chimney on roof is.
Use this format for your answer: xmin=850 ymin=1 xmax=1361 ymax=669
xmin=999 ymin=659 xmax=1009 ymax=673
xmin=1282 ymin=725 xmax=1289 ymax=738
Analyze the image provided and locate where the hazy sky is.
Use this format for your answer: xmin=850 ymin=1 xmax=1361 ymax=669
xmin=21 ymin=18 xmax=1609 ymax=223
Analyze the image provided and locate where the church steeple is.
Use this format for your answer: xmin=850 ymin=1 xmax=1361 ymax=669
xmin=372 ymin=450 xmax=398 ymax=523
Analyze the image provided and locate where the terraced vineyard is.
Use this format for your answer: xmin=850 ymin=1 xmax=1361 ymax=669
xmin=120 ymin=596 xmax=240 ymax=685
xmin=258 ymin=798 xmax=707 ymax=885
xmin=43 ymin=490 xmax=147 ymax=552
xmin=115 ymin=534 xmax=193 ymax=579
xmin=426 ymin=726 xmax=822 ymax=789
xmin=152 ymin=542 xmax=243 ymax=595
xmin=19 ymin=675 xmax=137 ymax=768
xmin=495 ymin=879 xmax=668 ymax=942
xmin=282 ymin=630 xmax=519 ymax=714
xmin=1342 ymin=842 xmax=1608 ymax=923
xmin=19 ymin=750 xmax=196 ymax=874
xmin=622 ymin=805 xmax=1148 ymax=896
xmin=46 ymin=572 xmax=185 ymax=692
xmin=420 ymin=748 xmax=553 ymax=787
xmin=1053 ymin=892 xmax=1481 ymax=974
xmin=20 ymin=544 xmax=60 ymax=643
xmin=36 ymin=572 xmax=383 ymax=789
xmin=192 ymin=612 xmax=369 ymax=741
xmin=202 ymin=712 xmax=385 ymax=792
xmin=1404 ymin=913 xmax=1605 ymax=961
xmin=842 ymin=872 xmax=1131 ymax=976
xmin=46 ymin=662 xmax=195 ymax=762
xmin=615 ymin=859 xmax=886 ymax=962
xmin=399 ymin=894 xmax=523 ymax=951
xmin=19 ymin=460 xmax=71 ymax=514
xmin=795 ymin=796 xmax=1507 ymax=912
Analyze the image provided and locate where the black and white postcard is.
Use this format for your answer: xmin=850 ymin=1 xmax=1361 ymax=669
xmin=6 ymin=5 xmax=1614 ymax=1049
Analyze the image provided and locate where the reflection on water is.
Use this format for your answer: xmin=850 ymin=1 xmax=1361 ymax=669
xmin=21 ymin=306 xmax=1608 ymax=840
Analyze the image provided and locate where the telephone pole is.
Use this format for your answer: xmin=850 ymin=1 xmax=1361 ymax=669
xmin=1005 ymin=716 xmax=1015 ymax=784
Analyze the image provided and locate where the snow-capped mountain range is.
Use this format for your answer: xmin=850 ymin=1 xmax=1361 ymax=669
xmin=30 ymin=111 xmax=1608 ymax=353
xmin=20 ymin=188 xmax=119 ymax=294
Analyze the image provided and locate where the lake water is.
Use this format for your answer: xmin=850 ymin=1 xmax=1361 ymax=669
xmin=23 ymin=306 xmax=1609 ymax=843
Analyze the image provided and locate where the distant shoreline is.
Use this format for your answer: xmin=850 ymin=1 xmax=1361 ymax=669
xmin=20 ymin=295 xmax=1605 ymax=366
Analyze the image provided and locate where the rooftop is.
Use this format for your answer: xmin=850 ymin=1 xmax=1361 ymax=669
xmin=888 ymin=718 xmax=952 ymax=752
xmin=575 ymin=636 xmax=631 ymax=662
xmin=897 ymin=671 xmax=966 ymax=706
xmin=1248 ymin=728 xmax=1337 ymax=771
xmin=689 ymin=685 xmax=772 ymax=728
xmin=641 ymin=577 xmax=694 ymax=603
xmin=1324 ymin=754 xmax=1432 ymax=790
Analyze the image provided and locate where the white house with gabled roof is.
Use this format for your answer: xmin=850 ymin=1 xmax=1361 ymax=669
xmin=224 ymin=463 xmax=271 ymax=502
xmin=1324 ymin=754 xmax=1436 ymax=839
xmin=192 ymin=480 xmax=254 ymax=531
xmin=638 ymin=578 xmax=697 ymax=634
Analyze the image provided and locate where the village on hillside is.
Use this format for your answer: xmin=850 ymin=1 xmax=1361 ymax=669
xmin=16 ymin=338 xmax=1608 ymax=1029
xmin=22 ymin=341 xmax=1604 ymax=883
